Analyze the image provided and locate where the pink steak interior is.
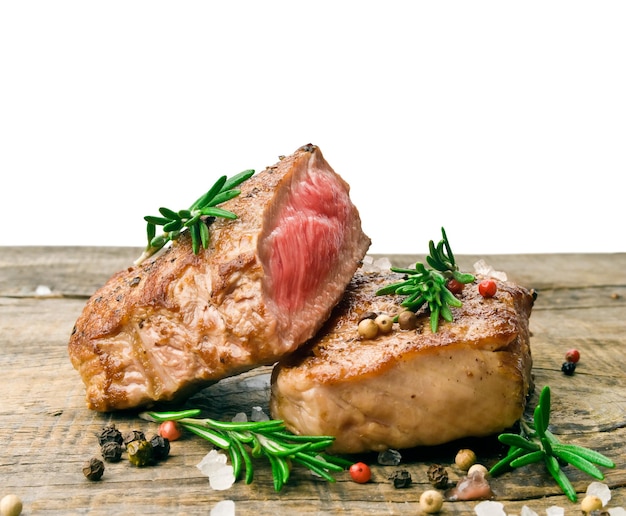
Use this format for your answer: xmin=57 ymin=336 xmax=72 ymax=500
xmin=265 ymin=168 xmax=352 ymax=313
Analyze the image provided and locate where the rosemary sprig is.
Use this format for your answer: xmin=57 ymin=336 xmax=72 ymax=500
xmin=375 ymin=227 xmax=475 ymax=332
xmin=141 ymin=409 xmax=350 ymax=491
xmin=134 ymin=170 xmax=254 ymax=265
xmin=489 ymin=386 xmax=615 ymax=502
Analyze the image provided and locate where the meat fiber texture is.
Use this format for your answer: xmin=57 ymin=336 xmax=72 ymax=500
xmin=270 ymin=269 xmax=534 ymax=454
xmin=68 ymin=144 xmax=371 ymax=412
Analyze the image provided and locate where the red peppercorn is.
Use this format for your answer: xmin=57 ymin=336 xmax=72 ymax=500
xmin=565 ymin=349 xmax=580 ymax=363
xmin=447 ymin=279 xmax=464 ymax=295
xmin=478 ymin=279 xmax=497 ymax=298
xmin=349 ymin=462 xmax=371 ymax=483
xmin=158 ymin=420 xmax=182 ymax=441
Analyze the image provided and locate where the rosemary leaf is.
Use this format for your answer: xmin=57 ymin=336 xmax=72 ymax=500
xmin=538 ymin=385 xmax=551 ymax=429
xmin=181 ymin=422 xmax=230 ymax=449
xmin=267 ymin=454 xmax=285 ymax=492
xmin=159 ymin=207 xmax=180 ymax=220
xmin=551 ymin=445 xmax=605 ymax=480
xmin=141 ymin=409 xmax=201 ymax=421
xmin=163 ymin=219 xmax=183 ymax=233
xmin=270 ymin=431 xmax=335 ymax=443
xmin=453 ymin=270 xmax=476 ymax=283
xmin=320 ymin=453 xmax=354 ymax=469
xmin=183 ymin=213 xmax=202 ymax=228
xmin=551 ymin=443 xmax=615 ymax=468
xmin=200 ymin=206 xmax=238 ymax=219
xmin=545 ymin=454 xmax=578 ymax=502
xmin=220 ymin=169 xmax=254 ymax=192
xmin=489 ymin=447 xmax=526 ymax=477
xmin=201 ymin=418 xmax=284 ymax=432
xmin=509 ymin=450 xmax=545 ymax=468
xmin=232 ymin=438 xmax=254 ymax=484
xmin=190 ymin=223 xmax=201 ymax=255
xmin=144 ymin=216 xmax=171 ymax=226
xmin=199 ymin=221 xmax=210 ymax=250
xmin=228 ymin=442 xmax=243 ymax=481
xmin=533 ymin=403 xmax=547 ymax=437
xmin=206 ymin=189 xmax=242 ymax=207
xmin=498 ymin=433 xmax=541 ymax=451
xmin=190 ymin=175 xmax=227 ymax=211
xmin=146 ymin=222 xmax=156 ymax=243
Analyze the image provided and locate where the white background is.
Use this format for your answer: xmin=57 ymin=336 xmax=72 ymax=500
xmin=1 ymin=1 xmax=624 ymax=255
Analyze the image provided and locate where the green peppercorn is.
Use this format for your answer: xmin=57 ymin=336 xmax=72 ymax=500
xmin=83 ymin=457 xmax=105 ymax=481
xmin=127 ymin=439 xmax=153 ymax=467
xmin=149 ymin=434 xmax=170 ymax=461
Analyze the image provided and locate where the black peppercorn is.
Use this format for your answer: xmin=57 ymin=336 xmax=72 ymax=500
xmin=97 ymin=424 xmax=123 ymax=446
xmin=149 ymin=434 xmax=170 ymax=461
xmin=123 ymin=429 xmax=146 ymax=446
xmin=101 ymin=441 xmax=124 ymax=462
xmin=83 ymin=457 xmax=105 ymax=481
xmin=561 ymin=362 xmax=576 ymax=376
xmin=389 ymin=469 xmax=412 ymax=488
xmin=427 ymin=463 xmax=449 ymax=489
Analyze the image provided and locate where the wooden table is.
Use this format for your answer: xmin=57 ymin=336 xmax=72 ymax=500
xmin=1 ymin=247 xmax=625 ymax=515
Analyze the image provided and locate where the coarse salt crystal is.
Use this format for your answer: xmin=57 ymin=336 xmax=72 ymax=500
xmin=587 ymin=481 xmax=611 ymax=506
xmin=209 ymin=464 xmax=235 ymax=491
xmin=250 ymin=406 xmax=269 ymax=422
xmin=377 ymin=449 xmax=401 ymax=466
xmin=211 ymin=500 xmax=235 ymax=516
xmin=474 ymin=500 xmax=506 ymax=516
xmin=197 ymin=450 xmax=228 ymax=476
xmin=196 ymin=450 xmax=235 ymax=491
xmin=231 ymin=412 xmax=248 ymax=422
xmin=473 ymin=259 xmax=507 ymax=281
xmin=373 ymin=257 xmax=392 ymax=270
xmin=521 ymin=505 xmax=539 ymax=516
xmin=608 ymin=508 xmax=626 ymax=515
xmin=361 ymin=255 xmax=392 ymax=273
xmin=35 ymin=285 xmax=52 ymax=296
xmin=545 ymin=506 xmax=565 ymax=516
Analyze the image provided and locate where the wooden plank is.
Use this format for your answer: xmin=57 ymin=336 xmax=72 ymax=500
xmin=3 ymin=247 xmax=625 ymax=296
xmin=1 ymin=247 xmax=625 ymax=514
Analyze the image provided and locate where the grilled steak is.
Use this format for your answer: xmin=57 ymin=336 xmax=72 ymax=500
xmin=68 ymin=144 xmax=371 ymax=411
xmin=270 ymin=268 xmax=534 ymax=453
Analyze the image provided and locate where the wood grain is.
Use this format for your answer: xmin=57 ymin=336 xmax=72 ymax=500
xmin=1 ymin=247 xmax=625 ymax=515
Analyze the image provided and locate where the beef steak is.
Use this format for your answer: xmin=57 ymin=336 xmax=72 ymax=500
xmin=270 ymin=268 xmax=534 ymax=453
xmin=68 ymin=144 xmax=371 ymax=411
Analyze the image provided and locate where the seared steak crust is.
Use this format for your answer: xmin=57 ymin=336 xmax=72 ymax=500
xmin=68 ymin=144 xmax=371 ymax=411
xmin=270 ymin=269 xmax=534 ymax=453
